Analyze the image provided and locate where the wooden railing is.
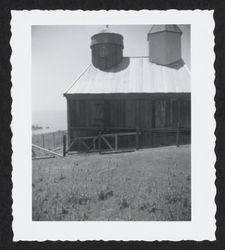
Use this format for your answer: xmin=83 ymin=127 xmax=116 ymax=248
xmin=32 ymin=123 xmax=189 ymax=159
xmin=98 ymin=129 xmax=141 ymax=154
xmin=66 ymin=123 xmax=190 ymax=154
xmin=32 ymin=144 xmax=64 ymax=160
xmin=65 ymin=129 xmax=141 ymax=155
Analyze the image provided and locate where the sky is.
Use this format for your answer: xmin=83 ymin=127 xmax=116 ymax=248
xmin=32 ymin=25 xmax=190 ymax=112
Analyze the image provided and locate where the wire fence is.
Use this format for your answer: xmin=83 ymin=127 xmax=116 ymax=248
xmin=32 ymin=130 xmax=67 ymax=151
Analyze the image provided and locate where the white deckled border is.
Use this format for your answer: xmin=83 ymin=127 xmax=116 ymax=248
xmin=11 ymin=10 xmax=215 ymax=241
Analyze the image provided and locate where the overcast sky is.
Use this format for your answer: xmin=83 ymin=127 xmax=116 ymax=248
xmin=32 ymin=25 xmax=190 ymax=112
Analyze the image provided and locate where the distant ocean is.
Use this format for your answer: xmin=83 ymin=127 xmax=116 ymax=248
xmin=32 ymin=110 xmax=67 ymax=134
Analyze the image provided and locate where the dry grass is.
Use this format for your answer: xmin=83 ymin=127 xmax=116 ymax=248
xmin=32 ymin=145 xmax=191 ymax=221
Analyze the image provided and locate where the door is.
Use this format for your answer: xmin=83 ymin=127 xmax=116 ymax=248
xmin=89 ymin=100 xmax=105 ymax=127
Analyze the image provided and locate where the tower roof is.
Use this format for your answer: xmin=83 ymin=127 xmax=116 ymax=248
xmin=91 ymin=31 xmax=124 ymax=48
xmin=148 ymin=25 xmax=182 ymax=35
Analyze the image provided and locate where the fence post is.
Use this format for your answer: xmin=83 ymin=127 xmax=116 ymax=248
xmin=32 ymin=149 xmax=36 ymax=158
xmin=98 ymin=132 xmax=102 ymax=154
xmin=78 ymin=137 xmax=81 ymax=153
xmin=53 ymin=132 xmax=55 ymax=148
xmin=176 ymin=122 xmax=180 ymax=147
xmin=93 ymin=138 xmax=96 ymax=150
xmin=136 ymin=127 xmax=139 ymax=150
xmin=42 ymin=134 xmax=45 ymax=148
xmin=115 ymin=134 xmax=118 ymax=151
xmin=63 ymin=134 xmax=66 ymax=157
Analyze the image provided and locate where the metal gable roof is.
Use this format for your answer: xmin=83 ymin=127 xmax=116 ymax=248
xmin=64 ymin=57 xmax=190 ymax=95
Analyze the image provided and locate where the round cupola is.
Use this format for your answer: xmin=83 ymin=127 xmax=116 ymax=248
xmin=90 ymin=29 xmax=124 ymax=70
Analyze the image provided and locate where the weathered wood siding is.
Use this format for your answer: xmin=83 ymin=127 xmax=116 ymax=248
xmin=67 ymin=94 xmax=191 ymax=150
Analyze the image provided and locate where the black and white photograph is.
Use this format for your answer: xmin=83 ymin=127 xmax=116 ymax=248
xmin=11 ymin=10 xmax=215 ymax=241
xmin=1 ymin=0 xmax=224 ymax=247
xmin=32 ymin=24 xmax=191 ymax=221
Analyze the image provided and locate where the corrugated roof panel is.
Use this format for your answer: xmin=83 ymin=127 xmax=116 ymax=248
xmin=65 ymin=57 xmax=190 ymax=95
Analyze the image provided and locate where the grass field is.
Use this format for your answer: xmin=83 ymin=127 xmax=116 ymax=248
xmin=32 ymin=145 xmax=191 ymax=221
